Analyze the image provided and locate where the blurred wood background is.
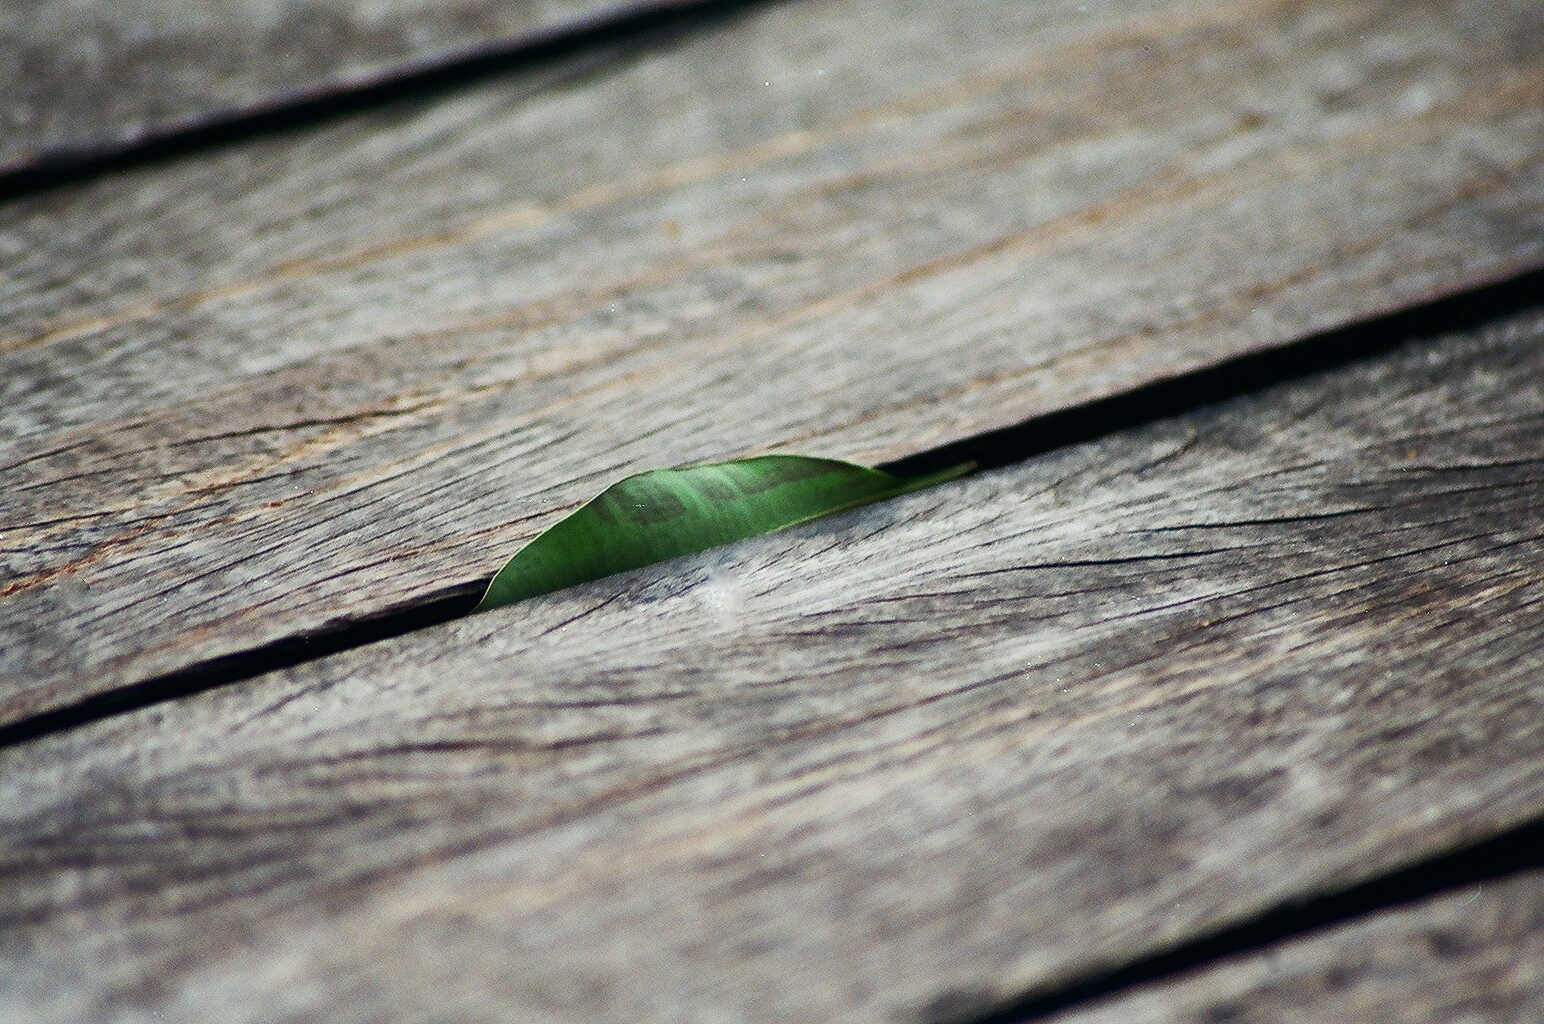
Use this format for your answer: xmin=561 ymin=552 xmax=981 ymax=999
xmin=0 ymin=0 xmax=703 ymax=173
xmin=1 ymin=1 xmax=1540 ymax=1021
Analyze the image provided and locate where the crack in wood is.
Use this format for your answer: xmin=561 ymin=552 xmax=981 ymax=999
xmin=943 ymin=818 xmax=1544 ymax=1024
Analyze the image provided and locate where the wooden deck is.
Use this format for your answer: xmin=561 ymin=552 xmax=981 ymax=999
xmin=2 ymin=1 xmax=1541 ymax=1021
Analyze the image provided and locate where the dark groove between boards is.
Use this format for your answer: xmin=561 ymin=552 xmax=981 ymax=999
xmin=0 ymin=0 xmax=776 ymax=205
xmin=0 ymin=267 xmax=1540 ymax=751
xmin=880 ymin=267 xmax=1544 ymax=480
xmin=942 ymin=817 xmax=1544 ymax=1024
xmin=0 ymin=585 xmax=482 ymax=749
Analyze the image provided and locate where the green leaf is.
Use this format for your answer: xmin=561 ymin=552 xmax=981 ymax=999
xmin=474 ymin=455 xmax=971 ymax=612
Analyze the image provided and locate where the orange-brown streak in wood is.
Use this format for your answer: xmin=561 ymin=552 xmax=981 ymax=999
xmin=5 ymin=57 xmax=1538 ymax=608
xmin=0 ymin=0 xmax=1301 ymax=359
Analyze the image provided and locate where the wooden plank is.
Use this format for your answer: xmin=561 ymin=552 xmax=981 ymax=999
xmin=0 ymin=0 xmax=704 ymax=176
xmin=2 ymin=0 xmax=1542 ymax=725
xmin=1052 ymin=868 xmax=1544 ymax=1024
xmin=3 ymin=307 xmax=1541 ymax=1023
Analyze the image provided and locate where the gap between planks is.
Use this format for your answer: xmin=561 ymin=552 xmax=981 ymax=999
xmin=4 ymin=299 xmax=1542 ymax=1022
xmin=1042 ymin=861 xmax=1543 ymax=1023
xmin=0 ymin=0 xmax=765 ymax=197
xmin=3 ymin=265 xmax=1539 ymax=753
xmin=4 ymin=0 xmax=1542 ymax=728
xmin=961 ymin=818 xmax=1544 ymax=1024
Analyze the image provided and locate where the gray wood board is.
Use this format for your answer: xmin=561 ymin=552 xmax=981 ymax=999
xmin=0 ymin=0 xmax=705 ymax=175
xmin=4 ymin=307 xmax=1542 ymax=1023
xmin=3 ymin=0 xmax=1543 ymax=725
xmin=1052 ymin=868 xmax=1544 ymax=1024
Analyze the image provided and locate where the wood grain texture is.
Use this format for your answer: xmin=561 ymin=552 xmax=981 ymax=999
xmin=1052 ymin=869 xmax=1544 ymax=1024
xmin=0 ymin=0 xmax=703 ymax=174
xmin=3 ymin=308 xmax=1542 ymax=1023
xmin=3 ymin=0 xmax=1543 ymax=725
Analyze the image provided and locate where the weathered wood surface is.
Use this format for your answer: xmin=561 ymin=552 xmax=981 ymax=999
xmin=4 ymin=309 xmax=1541 ymax=1023
xmin=0 ymin=0 xmax=704 ymax=175
xmin=1055 ymin=868 xmax=1544 ymax=1024
xmin=3 ymin=0 xmax=1542 ymax=725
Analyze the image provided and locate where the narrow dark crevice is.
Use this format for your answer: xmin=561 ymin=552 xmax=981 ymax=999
xmin=881 ymin=267 xmax=1544 ymax=479
xmin=0 ymin=273 xmax=1539 ymax=1022
xmin=3 ymin=2 xmax=1539 ymax=1012
xmin=1 ymin=268 xmax=1540 ymax=753
xmin=0 ymin=0 xmax=775 ymax=205
xmin=940 ymin=817 xmax=1544 ymax=1024
xmin=0 ymin=585 xmax=480 ymax=748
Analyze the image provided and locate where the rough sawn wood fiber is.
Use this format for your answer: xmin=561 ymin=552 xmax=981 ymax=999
xmin=2 ymin=0 xmax=1542 ymax=726
xmin=3 ymin=308 xmax=1541 ymax=1023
